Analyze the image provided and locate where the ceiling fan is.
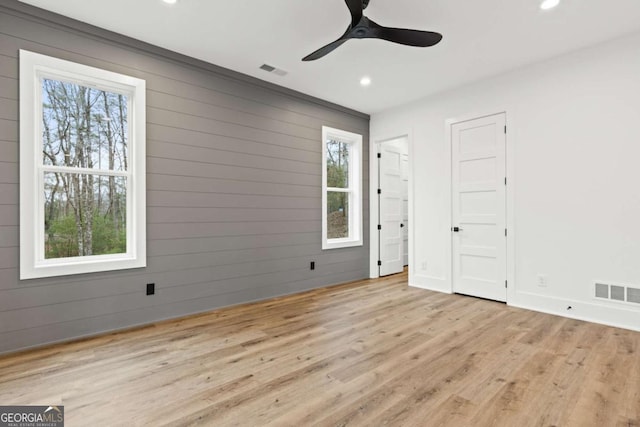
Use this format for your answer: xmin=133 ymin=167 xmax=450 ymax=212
xmin=302 ymin=0 xmax=443 ymax=61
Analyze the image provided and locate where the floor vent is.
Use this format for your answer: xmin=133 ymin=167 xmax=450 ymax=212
xmin=595 ymin=282 xmax=640 ymax=305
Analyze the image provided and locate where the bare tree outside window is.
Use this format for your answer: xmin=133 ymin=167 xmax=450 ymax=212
xmin=326 ymin=139 xmax=350 ymax=239
xmin=42 ymin=79 xmax=128 ymax=259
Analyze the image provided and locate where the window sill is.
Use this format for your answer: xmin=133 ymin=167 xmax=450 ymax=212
xmin=21 ymin=255 xmax=146 ymax=280
xmin=322 ymin=238 xmax=363 ymax=250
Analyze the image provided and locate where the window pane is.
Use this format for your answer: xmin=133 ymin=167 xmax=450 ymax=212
xmin=44 ymin=172 xmax=127 ymax=259
xmin=327 ymin=191 xmax=349 ymax=239
xmin=326 ymin=139 xmax=349 ymax=188
xmin=42 ymin=78 xmax=128 ymax=171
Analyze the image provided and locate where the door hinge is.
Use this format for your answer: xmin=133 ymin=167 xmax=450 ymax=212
xmin=505 ymin=228 xmax=507 ymax=237
xmin=377 ymin=224 xmax=382 ymax=230
xmin=504 ymin=125 xmax=507 ymax=134
xmin=377 ymin=153 xmax=381 ymax=158
xmin=377 ymin=189 xmax=382 ymax=195
xmin=504 ymin=177 xmax=507 ymax=186
xmin=377 ymin=260 xmax=382 ymax=266
xmin=505 ymin=280 xmax=508 ymax=288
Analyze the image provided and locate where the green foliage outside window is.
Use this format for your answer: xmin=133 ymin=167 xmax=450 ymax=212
xmin=42 ymin=79 xmax=128 ymax=259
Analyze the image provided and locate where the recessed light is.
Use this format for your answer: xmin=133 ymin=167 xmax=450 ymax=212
xmin=540 ymin=0 xmax=560 ymax=10
xmin=163 ymin=0 xmax=177 ymax=4
xmin=360 ymin=76 xmax=371 ymax=87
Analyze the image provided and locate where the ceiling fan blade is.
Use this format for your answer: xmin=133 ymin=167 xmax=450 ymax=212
xmin=302 ymin=37 xmax=349 ymax=61
xmin=368 ymin=19 xmax=442 ymax=47
xmin=344 ymin=0 xmax=363 ymax=27
xmin=302 ymin=25 xmax=352 ymax=61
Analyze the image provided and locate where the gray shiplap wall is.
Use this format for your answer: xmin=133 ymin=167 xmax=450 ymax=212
xmin=0 ymin=1 xmax=369 ymax=354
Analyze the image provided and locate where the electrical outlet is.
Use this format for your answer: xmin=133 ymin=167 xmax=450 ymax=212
xmin=537 ymin=274 xmax=548 ymax=287
xmin=421 ymin=261 xmax=427 ymax=270
xmin=146 ymin=283 xmax=155 ymax=295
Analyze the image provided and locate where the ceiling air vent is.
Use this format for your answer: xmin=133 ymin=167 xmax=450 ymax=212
xmin=594 ymin=281 xmax=640 ymax=305
xmin=259 ymin=64 xmax=288 ymax=77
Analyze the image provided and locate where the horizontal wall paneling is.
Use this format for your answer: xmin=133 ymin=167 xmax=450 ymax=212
xmin=0 ymin=1 xmax=370 ymax=353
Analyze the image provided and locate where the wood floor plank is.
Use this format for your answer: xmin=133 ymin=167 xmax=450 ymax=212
xmin=0 ymin=270 xmax=638 ymax=426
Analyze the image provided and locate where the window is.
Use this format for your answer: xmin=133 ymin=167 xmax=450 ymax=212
xmin=19 ymin=50 xmax=146 ymax=279
xmin=322 ymin=126 xmax=363 ymax=250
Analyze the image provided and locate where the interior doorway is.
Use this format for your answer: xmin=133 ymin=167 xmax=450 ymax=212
xmin=377 ymin=136 xmax=409 ymax=277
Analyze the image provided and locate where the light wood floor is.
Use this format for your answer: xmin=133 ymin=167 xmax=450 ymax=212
xmin=0 ymin=272 xmax=638 ymax=426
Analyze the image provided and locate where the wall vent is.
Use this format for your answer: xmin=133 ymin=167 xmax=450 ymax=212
xmin=259 ymin=64 xmax=288 ymax=77
xmin=594 ymin=283 xmax=608 ymax=299
xmin=594 ymin=281 xmax=640 ymax=305
xmin=611 ymin=285 xmax=625 ymax=301
xmin=628 ymin=287 xmax=640 ymax=304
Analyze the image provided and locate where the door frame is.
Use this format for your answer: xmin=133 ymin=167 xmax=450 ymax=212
xmin=369 ymin=130 xmax=413 ymax=279
xmin=445 ymin=109 xmax=516 ymax=303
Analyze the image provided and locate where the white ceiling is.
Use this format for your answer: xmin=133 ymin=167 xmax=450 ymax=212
xmin=18 ymin=0 xmax=640 ymax=114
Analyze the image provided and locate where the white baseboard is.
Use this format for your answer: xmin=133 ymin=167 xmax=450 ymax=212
xmin=409 ymin=274 xmax=452 ymax=294
xmin=408 ymin=274 xmax=640 ymax=332
xmin=510 ymin=291 xmax=640 ymax=333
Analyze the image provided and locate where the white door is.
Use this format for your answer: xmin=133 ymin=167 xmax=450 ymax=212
xmin=451 ymin=113 xmax=507 ymax=302
xmin=401 ymin=153 xmax=409 ymax=266
xmin=379 ymin=142 xmax=404 ymax=276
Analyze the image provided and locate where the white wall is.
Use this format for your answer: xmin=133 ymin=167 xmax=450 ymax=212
xmin=371 ymin=31 xmax=640 ymax=331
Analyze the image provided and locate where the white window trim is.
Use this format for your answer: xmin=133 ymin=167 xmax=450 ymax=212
xmin=322 ymin=126 xmax=363 ymax=250
xmin=19 ymin=50 xmax=146 ymax=280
